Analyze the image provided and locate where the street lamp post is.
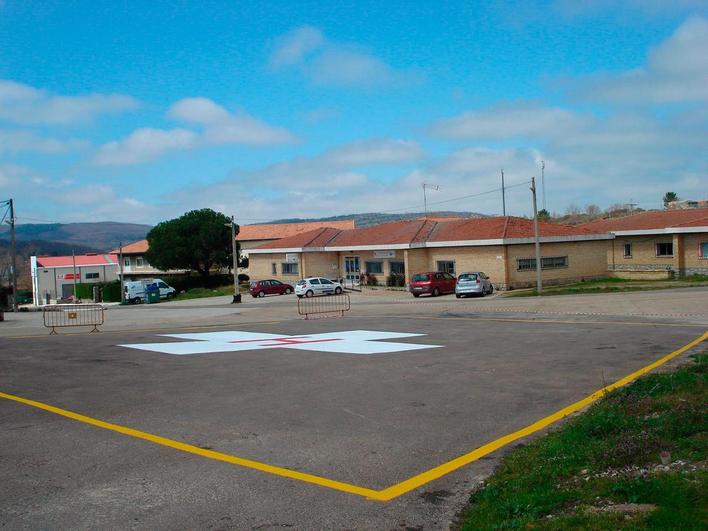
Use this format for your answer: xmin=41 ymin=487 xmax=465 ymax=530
xmin=226 ymin=216 xmax=241 ymax=304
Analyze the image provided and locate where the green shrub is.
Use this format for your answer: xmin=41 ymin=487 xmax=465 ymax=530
xmin=364 ymin=273 xmax=378 ymax=286
xmin=387 ymin=273 xmax=405 ymax=287
xmin=101 ymin=281 xmax=121 ymax=302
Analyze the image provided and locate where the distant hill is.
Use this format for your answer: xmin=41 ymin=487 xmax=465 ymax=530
xmin=0 ymin=239 xmax=102 ymax=290
xmin=0 ymin=222 xmax=151 ymax=251
xmin=264 ymin=211 xmax=485 ymax=228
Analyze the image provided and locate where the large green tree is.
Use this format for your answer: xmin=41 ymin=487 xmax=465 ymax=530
xmin=145 ymin=209 xmax=237 ymax=277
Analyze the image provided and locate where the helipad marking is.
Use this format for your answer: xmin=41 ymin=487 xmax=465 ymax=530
xmin=119 ymin=329 xmax=442 ymax=356
xmin=2 ymin=333 xmax=704 ymax=501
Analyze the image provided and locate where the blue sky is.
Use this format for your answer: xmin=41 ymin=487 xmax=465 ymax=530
xmin=1 ymin=1 xmax=706 ymax=225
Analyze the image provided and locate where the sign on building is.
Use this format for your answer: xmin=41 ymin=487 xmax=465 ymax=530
xmin=285 ymin=253 xmax=299 ymax=263
xmin=373 ymin=250 xmax=396 ymax=258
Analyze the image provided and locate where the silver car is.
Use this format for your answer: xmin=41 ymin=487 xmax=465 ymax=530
xmin=455 ymin=272 xmax=494 ymax=298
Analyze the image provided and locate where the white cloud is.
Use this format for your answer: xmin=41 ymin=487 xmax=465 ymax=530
xmin=52 ymin=184 xmax=157 ymax=223
xmin=429 ymin=102 xmax=590 ymax=140
xmin=308 ymin=47 xmax=399 ymax=87
xmin=0 ymin=80 xmax=138 ymax=125
xmin=268 ymin=26 xmax=414 ymax=87
xmin=93 ymin=97 xmax=295 ymax=166
xmin=239 ymin=138 xmax=423 ymax=190
xmin=169 ymin=97 xmax=295 ymax=145
xmin=268 ymin=26 xmax=324 ymax=68
xmin=575 ymin=16 xmax=708 ymax=103
xmin=0 ymin=163 xmax=34 ymax=189
xmin=93 ymin=128 xmax=198 ymax=166
xmin=326 ymin=139 xmax=424 ymax=166
xmin=0 ymin=130 xmax=88 ymax=154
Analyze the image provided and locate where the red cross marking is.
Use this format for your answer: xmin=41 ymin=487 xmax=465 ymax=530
xmin=229 ymin=336 xmax=343 ymax=347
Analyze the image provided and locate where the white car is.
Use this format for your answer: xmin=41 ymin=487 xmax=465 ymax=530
xmin=295 ymin=277 xmax=344 ymax=298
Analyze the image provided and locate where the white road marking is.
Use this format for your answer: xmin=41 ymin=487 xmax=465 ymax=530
xmin=119 ymin=329 xmax=442 ymax=356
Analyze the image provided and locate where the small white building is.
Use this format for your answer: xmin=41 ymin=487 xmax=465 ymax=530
xmin=30 ymin=253 xmax=119 ymax=305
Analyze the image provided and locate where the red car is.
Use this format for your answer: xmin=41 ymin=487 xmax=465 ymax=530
xmin=409 ymin=271 xmax=456 ymax=297
xmin=249 ymin=279 xmax=294 ymax=298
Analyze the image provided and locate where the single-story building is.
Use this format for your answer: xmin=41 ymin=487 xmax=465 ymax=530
xmin=238 ymin=220 xmax=356 ymax=258
xmin=247 ymin=216 xmax=614 ymax=289
xmin=110 ymin=240 xmax=189 ymax=281
xmin=581 ymin=208 xmax=708 ymax=279
xmin=30 ymin=253 xmax=119 ymax=304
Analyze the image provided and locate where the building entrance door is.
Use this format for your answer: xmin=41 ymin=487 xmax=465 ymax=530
xmin=344 ymin=256 xmax=360 ymax=284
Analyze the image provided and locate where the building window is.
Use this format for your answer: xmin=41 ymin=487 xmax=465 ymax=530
xmin=390 ymin=261 xmax=405 ymax=274
xmin=542 ymin=256 xmax=568 ymax=269
xmin=282 ymin=263 xmax=298 ymax=275
xmin=517 ymin=256 xmax=568 ymax=271
xmin=136 ymin=257 xmax=144 ymax=267
xmin=271 ymin=262 xmax=277 ymax=274
xmin=436 ymin=261 xmax=455 ymax=274
xmin=85 ymin=272 xmax=99 ymax=280
xmin=623 ymin=243 xmax=632 ymax=258
xmin=123 ymin=257 xmax=130 ymax=267
xmin=656 ymin=242 xmax=673 ymax=257
xmin=365 ymin=261 xmax=383 ymax=274
xmin=700 ymin=242 xmax=708 ymax=259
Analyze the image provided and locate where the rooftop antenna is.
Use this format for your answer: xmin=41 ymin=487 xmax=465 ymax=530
xmin=422 ymin=183 xmax=440 ymax=219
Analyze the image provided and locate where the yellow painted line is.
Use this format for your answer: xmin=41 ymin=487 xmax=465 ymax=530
xmin=376 ymin=330 xmax=708 ymax=501
xmin=1 ymin=331 xmax=705 ymax=502
xmin=0 ymin=390 xmax=380 ymax=500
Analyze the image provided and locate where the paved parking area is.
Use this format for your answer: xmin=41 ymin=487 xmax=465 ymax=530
xmin=1 ymin=296 xmax=707 ymax=529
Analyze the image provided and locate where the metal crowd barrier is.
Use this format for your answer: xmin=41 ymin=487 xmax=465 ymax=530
xmin=42 ymin=304 xmax=105 ymax=334
xmin=297 ymin=293 xmax=351 ymax=320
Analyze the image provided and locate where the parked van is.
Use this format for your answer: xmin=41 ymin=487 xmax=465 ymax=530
xmin=124 ymin=279 xmax=176 ymax=304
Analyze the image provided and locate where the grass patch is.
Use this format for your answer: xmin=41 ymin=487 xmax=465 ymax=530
xmin=459 ymin=352 xmax=707 ymax=529
xmin=506 ymin=276 xmax=708 ymax=297
xmin=170 ymin=284 xmax=247 ymax=301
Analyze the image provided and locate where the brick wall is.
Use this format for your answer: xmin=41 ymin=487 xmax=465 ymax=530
xmin=302 ymin=252 xmax=340 ymax=279
xmin=426 ymin=245 xmax=506 ymax=287
xmin=608 ymin=232 xmax=708 ymax=275
xmin=682 ymin=233 xmax=708 ymax=275
xmin=506 ymin=240 xmax=608 ymax=288
xmin=248 ymin=253 xmax=303 ymax=282
xmin=404 ymin=248 xmax=429 ymax=283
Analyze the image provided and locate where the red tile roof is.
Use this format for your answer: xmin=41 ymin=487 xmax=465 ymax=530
xmin=110 ymin=239 xmax=148 ymax=254
xmin=580 ymin=208 xmax=708 ymax=233
xmin=37 ymin=254 xmax=119 ymax=267
xmin=254 ymin=216 xmax=602 ymax=251
xmin=238 ymin=220 xmax=355 ymax=241
xmin=332 ymin=219 xmax=437 ymax=246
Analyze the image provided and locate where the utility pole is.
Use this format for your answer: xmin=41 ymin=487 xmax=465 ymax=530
xmin=541 ymin=160 xmax=546 ymax=211
xmin=72 ymin=249 xmax=77 ymax=300
xmin=227 ymin=216 xmax=241 ymax=303
xmin=118 ymin=242 xmax=125 ymax=304
xmin=501 ymin=169 xmax=506 ymax=216
xmin=9 ymin=199 xmax=17 ymax=312
xmin=531 ymin=177 xmax=542 ymax=294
